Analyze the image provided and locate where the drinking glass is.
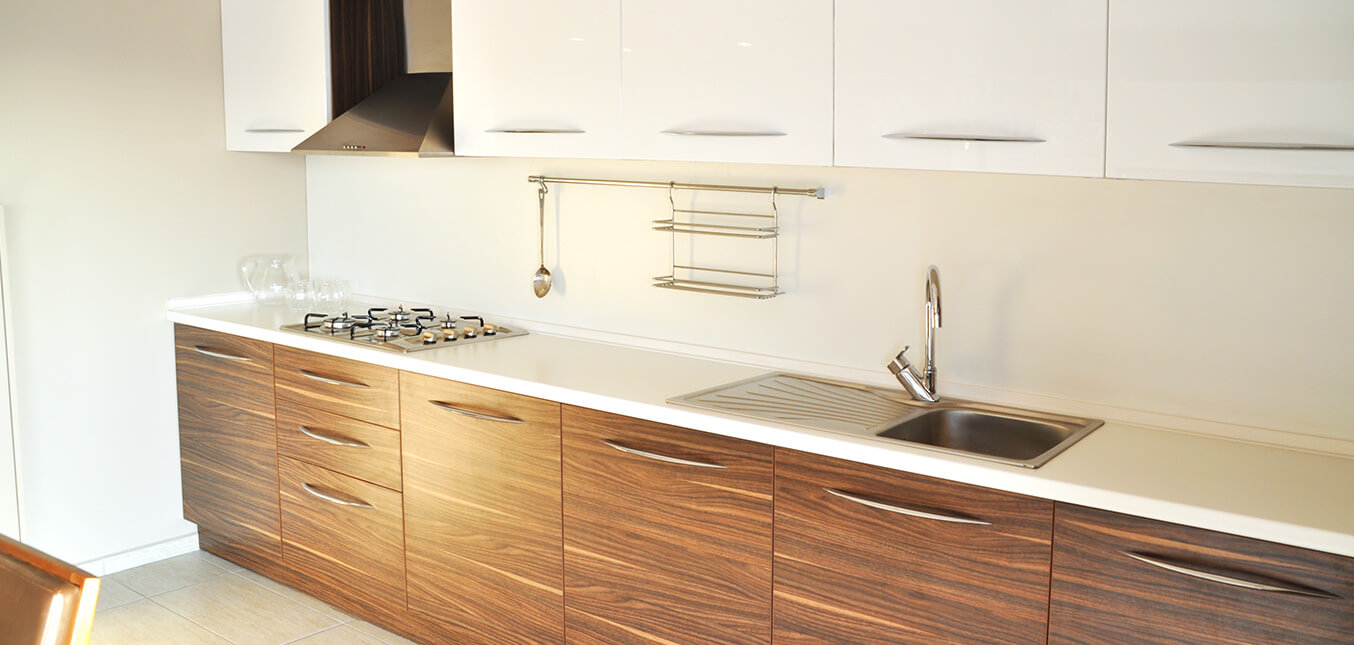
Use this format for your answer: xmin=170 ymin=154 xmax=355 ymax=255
xmin=286 ymin=280 xmax=315 ymax=312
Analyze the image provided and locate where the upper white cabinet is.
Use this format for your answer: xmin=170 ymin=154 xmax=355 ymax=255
xmin=835 ymin=0 xmax=1107 ymax=177
xmin=452 ymin=1 xmax=622 ymax=159
xmin=620 ymin=0 xmax=833 ymax=166
xmin=221 ymin=0 xmax=330 ymax=152
xmin=1107 ymin=0 xmax=1354 ymax=188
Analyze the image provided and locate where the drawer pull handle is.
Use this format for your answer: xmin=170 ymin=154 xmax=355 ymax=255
xmin=428 ymin=400 xmax=524 ymax=424
xmin=1122 ymin=551 xmax=1339 ymax=599
xmin=822 ymin=488 xmax=991 ymax=526
xmin=599 ymin=439 xmax=727 ymax=469
xmin=486 ymin=128 xmax=586 ymax=134
xmin=298 ymin=425 xmax=371 ymax=450
xmin=297 ymin=369 xmax=369 ymax=389
xmin=661 ymin=129 xmax=786 ymax=137
xmin=1169 ymin=141 xmax=1354 ymax=151
xmin=884 ymin=132 xmax=1045 ymax=143
xmin=301 ymin=483 xmax=374 ymax=510
xmin=192 ymin=346 xmax=252 ymax=362
xmin=244 ymin=128 xmax=305 ymax=133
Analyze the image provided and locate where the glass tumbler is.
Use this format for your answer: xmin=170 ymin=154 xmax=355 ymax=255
xmin=286 ymin=280 xmax=315 ymax=312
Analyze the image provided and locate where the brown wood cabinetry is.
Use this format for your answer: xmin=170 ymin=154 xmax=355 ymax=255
xmin=278 ymin=455 xmax=407 ymax=613
xmin=400 ymin=372 xmax=564 ymax=645
xmin=277 ymin=401 xmax=402 ymax=491
xmin=561 ymin=406 xmax=774 ymax=645
xmin=174 ymin=324 xmax=282 ymax=572
xmin=774 ymin=449 xmax=1055 ymax=644
xmin=1049 ymin=504 xmax=1354 ymax=644
xmin=274 ymin=345 xmax=399 ymax=428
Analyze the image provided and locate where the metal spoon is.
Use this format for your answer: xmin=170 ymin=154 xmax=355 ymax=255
xmin=532 ymin=181 xmax=552 ymax=298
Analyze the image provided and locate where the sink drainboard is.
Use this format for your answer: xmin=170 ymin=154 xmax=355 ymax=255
xmin=667 ymin=373 xmax=917 ymax=434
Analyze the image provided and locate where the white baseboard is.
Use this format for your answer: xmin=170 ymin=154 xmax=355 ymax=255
xmin=77 ymin=531 xmax=199 ymax=576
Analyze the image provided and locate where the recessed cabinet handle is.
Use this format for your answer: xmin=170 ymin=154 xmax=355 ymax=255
xmin=599 ymin=439 xmax=727 ymax=469
xmin=244 ymin=128 xmax=306 ymax=133
xmin=1169 ymin=141 xmax=1354 ymax=151
xmin=297 ymin=425 xmax=371 ymax=449
xmin=297 ymin=369 xmax=369 ymax=389
xmin=822 ymin=488 xmax=991 ymax=526
xmin=192 ymin=346 xmax=252 ymax=362
xmin=486 ymin=128 xmax=586 ymax=134
xmin=661 ymin=129 xmax=787 ymax=137
xmin=1121 ymin=551 xmax=1340 ymax=599
xmin=883 ymin=132 xmax=1045 ymax=143
xmin=428 ymin=400 xmax=524 ymax=424
xmin=300 ymin=483 xmax=374 ymax=510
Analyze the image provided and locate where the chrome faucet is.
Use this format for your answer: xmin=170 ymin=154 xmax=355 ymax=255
xmin=887 ymin=265 xmax=942 ymax=402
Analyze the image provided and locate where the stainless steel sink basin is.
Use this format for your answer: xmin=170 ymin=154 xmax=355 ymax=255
xmin=668 ymin=372 xmax=1102 ymax=468
xmin=872 ymin=405 xmax=1102 ymax=468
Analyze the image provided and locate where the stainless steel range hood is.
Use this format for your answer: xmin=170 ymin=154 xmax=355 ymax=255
xmin=293 ymin=0 xmax=454 ymax=157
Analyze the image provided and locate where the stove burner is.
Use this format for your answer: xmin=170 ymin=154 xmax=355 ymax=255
xmin=284 ymin=306 xmax=525 ymax=353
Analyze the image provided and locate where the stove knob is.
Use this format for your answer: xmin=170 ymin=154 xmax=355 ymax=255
xmin=422 ymin=331 xmax=438 ymax=344
xmin=443 ymin=329 xmax=457 ymax=341
xmin=462 ymin=326 xmax=477 ymax=338
xmin=483 ymin=324 xmax=497 ymax=336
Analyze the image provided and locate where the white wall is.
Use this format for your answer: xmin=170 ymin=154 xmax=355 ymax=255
xmin=0 ymin=207 xmax=17 ymax=538
xmin=0 ymin=2 xmax=308 ymax=563
xmin=307 ymin=156 xmax=1354 ymax=451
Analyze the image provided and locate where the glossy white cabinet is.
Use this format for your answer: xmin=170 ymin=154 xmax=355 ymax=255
xmin=221 ymin=0 xmax=329 ymax=152
xmin=620 ymin=0 xmax=833 ymax=166
xmin=452 ymin=0 xmax=622 ymax=159
xmin=1107 ymin=0 xmax=1354 ymax=188
xmin=835 ymin=0 xmax=1107 ymax=177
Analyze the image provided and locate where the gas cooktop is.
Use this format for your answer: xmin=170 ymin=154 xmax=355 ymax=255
xmin=280 ymin=306 xmax=526 ymax=353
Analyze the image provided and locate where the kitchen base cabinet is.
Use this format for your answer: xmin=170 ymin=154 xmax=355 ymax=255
xmin=1049 ymin=504 xmax=1354 ymax=644
xmin=562 ymin=406 xmax=774 ymax=644
xmin=401 ymin=373 xmax=565 ymax=645
xmin=174 ymin=324 xmax=282 ymax=573
xmin=773 ymin=449 xmax=1054 ymax=644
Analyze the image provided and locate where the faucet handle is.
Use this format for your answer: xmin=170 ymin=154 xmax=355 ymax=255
xmin=893 ymin=345 xmax=912 ymax=363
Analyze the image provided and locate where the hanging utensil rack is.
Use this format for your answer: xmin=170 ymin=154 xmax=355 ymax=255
xmin=526 ymin=175 xmax=824 ymax=300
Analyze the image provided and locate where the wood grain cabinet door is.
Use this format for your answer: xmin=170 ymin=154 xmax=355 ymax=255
xmin=1049 ymin=504 xmax=1354 ymax=644
xmin=562 ymin=406 xmax=774 ymax=645
xmin=401 ymin=372 xmax=565 ymax=645
xmin=277 ymin=401 xmax=402 ymax=491
xmin=275 ymin=345 xmax=399 ymax=428
xmin=174 ymin=324 xmax=282 ymax=571
xmin=773 ymin=449 xmax=1054 ymax=644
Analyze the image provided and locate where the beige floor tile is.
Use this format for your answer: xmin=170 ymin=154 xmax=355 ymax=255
xmin=108 ymin=552 xmax=230 ymax=597
xmin=289 ymin=624 xmax=389 ymax=645
xmin=153 ymin=574 xmax=339 ymax=644
xmin=192 ymin=549 xmax=244 ymax=573
xmin=234 ymin=569 xmax=354 ymax=622
xmin=95 ymin=578 xmax=143 ymax=612
xmin=91 ymin=599 xmax=231 ymax=644
xmin=347 ymin=621 xmax=421 ymax=645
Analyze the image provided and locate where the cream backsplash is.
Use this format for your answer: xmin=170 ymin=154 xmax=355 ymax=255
xmin=306 ymin=155 xmax=1354 ymax=449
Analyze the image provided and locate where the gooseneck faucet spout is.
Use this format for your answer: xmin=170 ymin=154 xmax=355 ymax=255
xmin=887 ymin=265 xmax=943 ymax=403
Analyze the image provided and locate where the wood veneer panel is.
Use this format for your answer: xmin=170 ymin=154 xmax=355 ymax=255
xmin=275 ymin=345 xmax=399 ymax=428
xmin=278 ymin=401 xmax=402 ymax=491
xmin=774 ymin=448 xmax=1053 ymax=644
xmin=1049 ymin=503 xmax=1354 ymax=644
xmin=279 ymin=456 xmax=406 ymax=613
xmin=562 ymin=406 xmax=774 ymax=645
xmin=401 ymin=372 xmax=564 ymax=644
xmin=174 ymin=324 xmax=280 ymax=572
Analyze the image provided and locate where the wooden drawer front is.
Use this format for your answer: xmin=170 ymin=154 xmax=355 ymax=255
xmin=774 ymin=449 xmax=1053 ymax=644
xmin=279 ymin=456 xmax=405 ymax=610
xmin=179 ymin=393 xmax=281 ymax=571
xmin=278 ymin=402 xmax=402 ymax=491
xmin=401 ymin=372 xmax=564 ymax=644
xmin=174 ymin=324 xmax=273 ymax=414
xmin=1050 ymin=504 xmax=1354 ymax=644
xmin=562 ymin=406 xmax=774 ymax=645
xmin=275 ymin=345 xmax=399 ymax=428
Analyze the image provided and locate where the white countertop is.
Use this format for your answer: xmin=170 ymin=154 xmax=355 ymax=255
xmin=168 ymin=299 xmax=1354 ymax=558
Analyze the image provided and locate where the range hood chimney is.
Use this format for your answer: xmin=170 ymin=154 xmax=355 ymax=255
xmin=293 ymin=0 xmax=454 ymax=157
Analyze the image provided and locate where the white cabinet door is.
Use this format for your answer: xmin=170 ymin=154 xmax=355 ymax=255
xmin=221 ymin=0 xmax=329 ymax=152
xmin=452 ymin=0 xmax=622 ymax=159
xmin=835 ymin=0 xmax=1107 ymax=177
xmin=1107 ymin=0 xmax=1354 ymax=188
xmin=621 ymin=0 xmax=833 ymax=166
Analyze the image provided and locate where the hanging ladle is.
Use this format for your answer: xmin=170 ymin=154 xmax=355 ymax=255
xmin=532 ymin=178 xmax=553 ymax=298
